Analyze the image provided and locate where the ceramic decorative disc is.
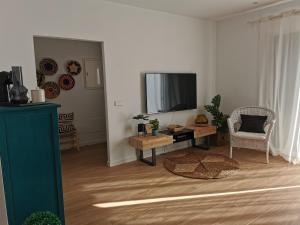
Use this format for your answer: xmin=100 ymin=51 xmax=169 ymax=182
xmin=39 ymin=58 xmax=58 ymax=76
xmin=66 ymin=60 xmax=81 ymax=75
xmin=59 ymin=74 xmax=75 ymax=90
xmin=43 ymin=81 xmax=60 ymax=99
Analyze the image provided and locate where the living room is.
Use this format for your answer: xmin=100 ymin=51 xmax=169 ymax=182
xmin=1 ymin=0 xmax=300 ymax=224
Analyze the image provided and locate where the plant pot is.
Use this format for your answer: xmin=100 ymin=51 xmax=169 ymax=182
xmin=211 ymin=131 xmax=229 ymax=146
xmin=145 ymin=124 xmax=152 ymax=135
xmin=152 ymin=129 xmax=158 ymax=136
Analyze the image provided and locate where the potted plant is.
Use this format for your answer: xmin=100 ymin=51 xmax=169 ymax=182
xmin=23 ymin=211 xmax=61 ymax=225
xmin=132 ymin=114 xmax=149 ymax=135
xmin=204 ymin=94 xmax=229 ymax=146
xmin=149 ymin=119 xmax=159 ymax=136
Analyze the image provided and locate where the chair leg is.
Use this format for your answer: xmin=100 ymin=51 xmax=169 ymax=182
xmin=266 ymin=146 xmax=270 ymax=164
xmin=230 ymin=146 xmax=233 ymax=158
xmin=75 ymin=133 xmax=80 ymax=151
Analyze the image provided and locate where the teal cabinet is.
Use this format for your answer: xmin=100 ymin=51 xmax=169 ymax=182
xmin=0 ymin=104 xmax=65 ymax=225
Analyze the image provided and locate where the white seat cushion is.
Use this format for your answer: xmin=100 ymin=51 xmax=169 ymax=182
xmin=233 ymin=131 xmax=266 ymax=140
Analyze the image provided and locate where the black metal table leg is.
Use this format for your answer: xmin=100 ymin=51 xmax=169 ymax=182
xmin=151 ymin=148 xmax=156 ymax=166
xmin=139 ymin=150 xmax=144 ymax=161
xmin=206 ymin=135 xmax=210 ymax=148
xmin=192 ymin=135 xmax=210 ymax=150
xmin=139 ymin=148 xmax=156 ymax=166
xmin=191 ymin=138 xmax=196 ymax=147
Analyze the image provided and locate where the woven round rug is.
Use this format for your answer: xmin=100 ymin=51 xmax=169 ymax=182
xmin=164 ymin=151 xmax=239 ymax=179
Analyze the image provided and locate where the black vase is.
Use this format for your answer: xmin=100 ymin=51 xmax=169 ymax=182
xmin=138 ymin=123 xmax=146 ymax=135
xmin=9 ymin=66 xmax=29 ymax=104
xmin=9 ymin=81 xmax=29 ymax=104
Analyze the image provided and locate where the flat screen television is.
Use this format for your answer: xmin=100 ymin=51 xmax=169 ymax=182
xmin=145 ymin=73 xmax=197 ymax=114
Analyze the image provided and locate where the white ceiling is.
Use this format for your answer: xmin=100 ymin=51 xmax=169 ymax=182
xmin=104 ymin=0 xmax=291 ymax=20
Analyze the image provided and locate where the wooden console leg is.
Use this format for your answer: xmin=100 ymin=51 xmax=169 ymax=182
xmin=139 ymin=148 xmax=156 ymax=166
xmin=206 ymin=136 xmax=210 ymax=149
xmin=139 ymin=150 xmax=144 ymax=161
xmin=151 ymin=148 xmax=156 ymax=166
xmin=192 ymin=136 xmax=210 ymax=150
xmin=191 ymin=138 xmax=196 ymax=147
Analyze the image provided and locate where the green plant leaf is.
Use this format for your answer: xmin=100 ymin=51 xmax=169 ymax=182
xmin=23 ymin=211 xmax=61 ymax=225
xmin=149 ymin=119 xmax=159 ymax=130
xmin=204 ymin=94 xmax=228 ymax=132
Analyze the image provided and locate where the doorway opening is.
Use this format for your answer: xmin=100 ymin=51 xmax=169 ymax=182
xmin=33 ymin=36 xmax=109 ymax=165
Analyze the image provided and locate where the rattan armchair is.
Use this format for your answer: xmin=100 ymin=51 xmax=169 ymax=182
xmin=227 ymin=106 xmax=276 ymax=163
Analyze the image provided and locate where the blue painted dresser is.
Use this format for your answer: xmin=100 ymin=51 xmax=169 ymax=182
xmin=0 ymin=103 xmax=65 ymax=225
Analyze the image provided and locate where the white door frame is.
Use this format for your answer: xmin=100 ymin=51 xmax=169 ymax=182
xmin=32 ymin=35 xmax=111 ymax=165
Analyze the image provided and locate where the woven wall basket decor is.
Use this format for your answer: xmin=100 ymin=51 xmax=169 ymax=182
xmin=39 ymin=58 xmax=58 ymax=76
xmin=43 ymin=81 xmax=60 ymax=99
xmin=59 ymin=74 xmax=75 ymax=90
xmin=66 ymin=60 xmax=81 ymax=75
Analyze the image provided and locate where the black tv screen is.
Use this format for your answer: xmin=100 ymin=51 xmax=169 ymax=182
xmin=146 ymin=73 xmax=197 ymax=114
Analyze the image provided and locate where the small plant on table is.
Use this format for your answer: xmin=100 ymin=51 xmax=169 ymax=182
xmin=149 ymin=119 xmax=159 ymax=136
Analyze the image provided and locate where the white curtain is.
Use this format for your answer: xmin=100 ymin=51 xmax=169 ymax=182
xmin=257 ymin=12 xmax=300 ymax=164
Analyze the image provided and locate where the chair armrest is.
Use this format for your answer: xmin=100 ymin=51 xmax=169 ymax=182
xmin=227 ymin=118 xmax=235 ymax=135
xmin=265 ymin=120 xmax=276 ymax=140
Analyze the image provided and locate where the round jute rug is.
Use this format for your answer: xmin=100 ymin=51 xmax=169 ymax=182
xmin=164 ymin=151 xmax=239 ymax=179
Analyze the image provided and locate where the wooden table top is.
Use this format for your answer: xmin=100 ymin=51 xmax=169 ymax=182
xmin=187 ymin=125 xmax=217 ymax=138
xmin=128 ymin=125 xmax=217 ymax=150
xmin=129 ymin=134 xmax=173 ymax=150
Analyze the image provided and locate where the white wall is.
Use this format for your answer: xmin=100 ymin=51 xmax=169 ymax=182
xmin=0 ymin=1 xmax=217 ymax=218
xmin=0 ymin=0 xmax=216 ymax=167
xmin=34 ymin=37 xmax=106 ymax=146
xmin=216 ymin=0 xmax=300 ymax=114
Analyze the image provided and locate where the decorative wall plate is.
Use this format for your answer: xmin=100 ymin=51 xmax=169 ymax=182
xmin=66 ymin=60 xmax=81 ymax=75
xmin=39 ymin=58 xmax=58 ymax=76
xmin=43 ymin=82 xmax=60 ymax=99
xmin=59 ymin=74 xmax=75 ymax=90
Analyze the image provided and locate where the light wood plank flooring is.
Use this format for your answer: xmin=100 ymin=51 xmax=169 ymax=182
xmin=61 ymin=144 xmax=300 ymax=225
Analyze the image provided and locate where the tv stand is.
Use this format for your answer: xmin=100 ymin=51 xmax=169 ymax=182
xmin=128 ymin=125 xmax=217 ymax=166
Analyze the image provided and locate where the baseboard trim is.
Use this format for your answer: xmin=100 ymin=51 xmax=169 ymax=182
xmin=79 ymin=138 xmax=106 ymax=147
xmin=109 ymin=155 xmax=137 ymax=167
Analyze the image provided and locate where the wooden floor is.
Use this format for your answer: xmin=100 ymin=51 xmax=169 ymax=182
xmin=61 ymin=144 xmax=300 ymax=225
